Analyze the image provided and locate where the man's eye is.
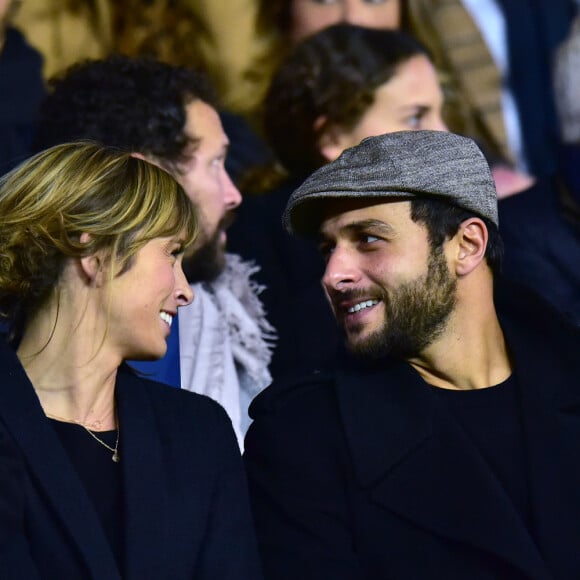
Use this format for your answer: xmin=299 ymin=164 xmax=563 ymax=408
xmin=362 ymin=235 xmax=380 ymax=244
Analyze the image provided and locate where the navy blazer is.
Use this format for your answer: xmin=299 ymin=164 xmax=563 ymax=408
xmin=0 ymin=340 xmax=262 ymax=579
xmin=244 ymin=285 xmax=580 ymax=579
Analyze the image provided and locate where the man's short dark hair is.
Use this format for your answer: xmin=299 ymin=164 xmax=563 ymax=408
xmin=34 ymin=55 xmax=217 ymax=164
xmin=410 ymin=197 xmax=503 ymax=276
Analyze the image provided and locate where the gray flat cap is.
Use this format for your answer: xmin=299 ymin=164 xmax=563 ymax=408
xmin=283 ymin=130 xmax=498 ymax=235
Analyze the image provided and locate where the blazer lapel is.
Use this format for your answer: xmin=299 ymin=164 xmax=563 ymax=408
xmin=0 ymin=344 xmax=120 ymax=580
xmin=336 ymin=358 xmax=551 ymax=580
xmin=116 ymin=367 xmax=167 ymax=580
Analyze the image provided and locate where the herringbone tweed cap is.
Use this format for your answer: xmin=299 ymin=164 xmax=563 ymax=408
xmin=283 ymin=130 xmax=498 ymax=236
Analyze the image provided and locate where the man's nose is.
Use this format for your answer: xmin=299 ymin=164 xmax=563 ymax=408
xmin=322 ymin=246 xmax=361 ymax=291
xmin=223 ymin=170 xmax=242 ymax=210
xmin=175 ymin=261 xmax=194 ymax=306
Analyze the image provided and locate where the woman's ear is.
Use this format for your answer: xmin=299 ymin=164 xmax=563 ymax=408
xmin=78 ymin=233 xmax=104 ymax=286
xmin=454 ymin=218 xmax=488 ymax=276
xmin=319 ymin=132 xmax=345 ymax=162
xmin=315 ymin=116 xmax=349 ymax=163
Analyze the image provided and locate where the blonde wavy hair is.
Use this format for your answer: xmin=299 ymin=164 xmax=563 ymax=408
xmin=0 ymin=141 xmax=198 ymax=340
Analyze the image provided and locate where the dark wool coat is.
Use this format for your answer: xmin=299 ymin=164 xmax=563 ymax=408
xmin=0 ymin=341 xmax=263 ymax=580
xmin=244 ymin=284 xmax=580 ymax=579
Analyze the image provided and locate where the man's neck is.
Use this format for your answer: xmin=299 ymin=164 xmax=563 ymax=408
xmin=406 ymin=305 xmax=512 ymax=391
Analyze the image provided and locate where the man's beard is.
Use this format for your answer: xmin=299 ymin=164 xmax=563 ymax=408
xmin=341 ymin=245 xmax=457 ymax=360
xmin=181 ymin=212 xmax=235 ymax=283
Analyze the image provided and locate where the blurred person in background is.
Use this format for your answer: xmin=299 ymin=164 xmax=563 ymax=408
xmin=406 ymin=0 xmax=576 ymax=180
xmin=12 ymin=0 xmax=112 ymax=79
xmin=554 ymin=6 xmax=580 ymax=217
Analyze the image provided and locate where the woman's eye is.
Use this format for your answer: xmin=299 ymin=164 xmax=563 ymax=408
xmin=404 ymin=107 xmax=429 ymax=130
xmin=167 ymin=246 xmax=183 ymax=259
xmin=406 ymin=114 xmax=422 ymax=129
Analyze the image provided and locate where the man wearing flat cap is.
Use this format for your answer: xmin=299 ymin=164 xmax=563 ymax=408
xmin=244 ymin=130 xmax=580 ymax=580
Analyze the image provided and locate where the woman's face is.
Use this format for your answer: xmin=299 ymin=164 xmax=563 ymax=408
xmin=290 ymin=0 xmax=401 ymax=43
xmin=320 ymin=55 xmax=447 ymax=161
xmin=106 ymin=236 xmax=193 ymax=361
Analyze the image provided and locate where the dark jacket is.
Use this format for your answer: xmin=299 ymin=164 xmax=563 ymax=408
xmin=244 ymin=285 xmax=580 ymax=579
xmin=0 ymin=340 xmax=262 ymax=580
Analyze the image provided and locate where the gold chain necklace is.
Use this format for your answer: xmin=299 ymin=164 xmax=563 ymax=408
xmin=45 ymin=411 xmax=121 ymax=463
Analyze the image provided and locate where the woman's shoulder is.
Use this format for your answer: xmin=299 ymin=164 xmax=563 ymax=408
xmin=118 ymin=367 xmax=242 ymax=466
xmin=118 ymin=365 xmax=233 ymax=432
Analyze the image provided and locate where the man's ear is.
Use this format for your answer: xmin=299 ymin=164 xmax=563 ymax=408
xmin=130 ymin=151 xmax=166 ymax=172
xmin=78 ymin=233 xmax=105 ymax=286
xmin=131 ymin=152 xmax=148 ymax=162
xmin=454 ymin=218 xmax=488 ymax=276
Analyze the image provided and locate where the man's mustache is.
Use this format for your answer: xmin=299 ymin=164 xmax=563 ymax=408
xmin=219 ymin=210 xmax=236 ymax=231
xmin=185 ymin=211 xmax=236 ymax=256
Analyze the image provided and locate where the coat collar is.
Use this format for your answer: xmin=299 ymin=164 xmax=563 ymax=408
xmin=334 ymin=299 xmax=580 ymax=579
xmin=0 ymin=342 xmax=168 ymax=580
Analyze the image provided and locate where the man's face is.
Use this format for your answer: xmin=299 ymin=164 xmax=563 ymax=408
xmin=290 ymin=0 xmax=401 ymax=43
xmin=168 ymin=100 xmax=242 ymax=282
xmin=321 ymin=55 xmax=446 ymax=161
xmin=320 ymin=198 xmax=457 ymax=359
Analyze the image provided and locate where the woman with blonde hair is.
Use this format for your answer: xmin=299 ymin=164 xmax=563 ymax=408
xmin=0 ymin=142 xmax=262 ymax=579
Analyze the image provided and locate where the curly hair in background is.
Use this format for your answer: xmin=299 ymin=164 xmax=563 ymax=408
xmin=112 ymin=0 xmax=207 ymax=70
xmin=33 ymin=55 xmax=217 ymax=164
